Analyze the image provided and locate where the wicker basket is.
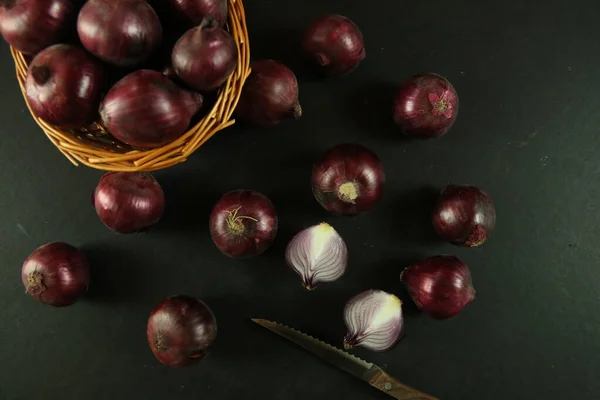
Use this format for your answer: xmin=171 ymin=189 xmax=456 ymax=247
xmin=10 ymin=0 xmax=250 ymax=172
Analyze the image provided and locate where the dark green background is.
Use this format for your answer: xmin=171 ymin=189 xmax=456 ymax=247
xmin=0 ymin=0 xmax=598 ymax=399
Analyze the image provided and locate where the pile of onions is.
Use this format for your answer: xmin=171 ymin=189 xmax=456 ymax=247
xmin=209 ymin=190 xmax=278 ymax=258
xmin=236 ymin=59 xmax=302 ymax=127
xmin=25 ymin=44 xmax=106 ymax=127
xmin=99 ymin=70 xmax=204 ymax=149
xmin=0 ymin=0 xmax=75 ymax=55
xmin=77 ymin=0 xmax=163 ymax=67
xmin=21 ymin=242 xmax=90 ymax=307
xmin=166 ymin=0 xmax=228 ymax=27
xmin=93 ymin=172 xmax=166 ymax=234
xmin=312 ymin=143 xmax=385 ymax=216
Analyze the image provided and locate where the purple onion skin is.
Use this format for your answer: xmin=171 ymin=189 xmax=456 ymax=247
xmin=432 ymin=184 xmax=496 ymax=247
xmin=0 ymin=0 xmax=75 ymax=55
xmin=21 ymin=242 xmax=90 ymax=307
xmin=77 ymin=0 xmax=162 ymax=67
xmin=401 ymin=255 xmax=475 ymax=320
xmin=166 ymin=0 xmax=228 ymax=27
xmin=236 ymin=59 xmax=301 ymax=127
xmin=94 ymin=172 xmax=165 ymax=234
xmin=209 ymin=190 xmax=278 ymax=258
xmin=302 ymin=14 xmax=366 ymax=76
xmin=172 ymin=18 xmax=238 ymax=92
xmin=99 ymin=69 xmax=203 ymax=149
xmin=312 ymin=143 xmax=385 ymax=216
xmin=393 ymin=73 xmax=459 ymax=139
xmin=25 ymin=44 xmax=106 ymax=128
xmin=147 ymin=295 xmax=217 ymax=367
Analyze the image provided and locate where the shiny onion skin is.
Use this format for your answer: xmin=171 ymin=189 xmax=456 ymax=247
xmin=99 ymin=70 xmax=204 ymax=149
xmin=209 ymin=190 xmax=278 ymax=258
xmin=77 ymin=0 xmax=162 ymax=67
xmin=0 ymin=0 xmax=75 ymax=55
xmin=236 ymin=59 xmax=302 ymax=127
xmin=312 ymin=143 xmax=385 ymax=216
xmin=166 ymin=0 xmax=228 ymax=27
xmin=21 ymin=242 xmax=90 ymax=307
xmin=401 ymin=255 xmax=475 ymax=320
xmin=25 ymin=44 xmax=106 ymax=128
xmin=147 ymin=295 xmax=217 ymax=367
xmin=302 ymin=14 xmax=366 ymax=76
xmin=432 ymin=184 xmax=496 ymax=247
xmin=172 ymin=18 xmax=238 ymax=91
xmin=93 ymin=172 xmax=165 ymax=234
xmin=393 ymin=73 xmax=459 ymax=139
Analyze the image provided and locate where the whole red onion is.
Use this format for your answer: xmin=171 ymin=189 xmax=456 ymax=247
xmin=432 ymin=184 xmax=496 ymax=247
xmin=21 ymin=242 xmax=90 ymax=307
xmin=147 ymin=295 xmax=217 ymax=367
xmin=401 ymin=255 xmax=475 ymax=320
xmin=25 ymin=44 xmax=106 ymax=127
xmin=99 ymin=70 xmax=204 ymax=149
xmin=302 ymin=14 xmax=366 ymax=76
xmin=393 ymin=73 xmax=459 ymax=139
xmin=312 ymin=143 xmax=385 ymax=216
xmin=0 ymin=0 xmax=75 ymax=55
xmin=209 ymin=190 xmax=278 ymax=258
xmin=172 ymin=18 xmax=238 ymax=91
xmin=166 ymin=0 xmax=228 ymax=27
xmin=235 ymin=59 xmax=302 ymax=127
xmin=93 ymin=172 xmax=165 ymax=234
xmin=77 ymin=0 xmax=162 ymax=67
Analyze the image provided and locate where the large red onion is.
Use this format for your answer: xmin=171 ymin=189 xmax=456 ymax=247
xmin=25 ymin=44 xmax=106 ymax=127
xmin=147 ymin=295 xmax=217 ymax=367
xmin=401 ymin=255 xmax=475 ymax=320
xmin=93 ymin=172 xmax=165 ymax=234
xmin=166 ymin=0 xmax=228 ymax=27
xmin=21 ymin=242 xmax=90 ymax=307
xmin=209 ymin=190 xmax=278 ymax=258
xmin=235 ymin=59 xmax=302 ymax=127
xmin=77 ymin=0 xmax=162 ymax=67
xmin=302 ymin=14 xmax=366 ymax=76
xmin=432 ymin=184 xmax=496 ymax=247
xmin=172 ymin=18 xmax=238 ymax=91
xmin=0 ymin=0 xmax=75 ymax=55
xmin=99 ymin=70 xmax=203 ymax=149
xmin=393 ymin=73 xmax=459 ymax=139
xmin=312 ymin=143 xmax=385 ymax=216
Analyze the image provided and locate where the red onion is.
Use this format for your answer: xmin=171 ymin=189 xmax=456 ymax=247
xmin=432 ymin=184 xmax=496 ymax=247
xmin=25 ymin=44 xmax=106 ymax=128
xmin=302 ymin=14 xmax=366 ymax=76
xmin=401 ymin=255 xmax=475 ymax=320
xmin=393 ymin=73 xmax=459 ymax=139
xmin=209 ymin=190 xmax=277 ymax=258
xmin=312 ymin=143 xmax=385 ymax=216
xmin=147 ymin=295 xmax=217 ymax=367
xmin=344 ymin=290 xmax=403 ymax=352
xmin=235 ymin=59 xmax=302 ymax=127
xmin=166 ymin=0 xmax=228 ymax=27
xmin=285 ymin=222 xmax=348 ymax=290
xmin=21 ymin=242 xmax=90 ymax=307
xmin=93 ymin=172 xmax=165 ymax=234
xmin=172 ymin=18 xmax=238 ymax=92
xmin=99 ymin=69 xmax=204 ymax=149
xmin=77 ymin=0 xmax=162 ymax=67
xmin=0 ymin=0 xmax=74 ymax=55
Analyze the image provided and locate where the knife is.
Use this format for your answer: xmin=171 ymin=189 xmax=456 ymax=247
xmin=252 ymin=318 xmax=439 ymax=400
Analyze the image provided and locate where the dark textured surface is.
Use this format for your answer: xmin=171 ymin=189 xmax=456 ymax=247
xmin=0 ymin=0 xmax=598 ymax=399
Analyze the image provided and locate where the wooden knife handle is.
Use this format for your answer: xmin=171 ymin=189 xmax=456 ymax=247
xmin=369 ymin=369 xmax=440 ymax=400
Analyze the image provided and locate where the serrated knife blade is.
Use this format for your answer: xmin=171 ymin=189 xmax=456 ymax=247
xmin=252 ymin=318 xmax=439 ymax=400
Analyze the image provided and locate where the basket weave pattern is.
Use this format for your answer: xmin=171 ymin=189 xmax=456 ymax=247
xmin=11 ymin=0 xmax=250 ymax=172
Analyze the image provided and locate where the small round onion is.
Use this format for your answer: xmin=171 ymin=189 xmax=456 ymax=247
xmin=393 ymin=73 xmax=459 ymax=139
xmin=166 ymin=0 xmax=228 ymax=27
xmin=147 ymin=295 xmax=217 ymax=367
xmin=312 ymin=143 xmax=385 ymax=216
xmin=432 ymin=184 xmax=496 ymax=247
xmin=93 ymin=172 xmax=165 ymax=234
xmin=302 ymin=14 xmax=366 ymax=76
xmin=21 ymin=242 xmax=90 ymax=307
